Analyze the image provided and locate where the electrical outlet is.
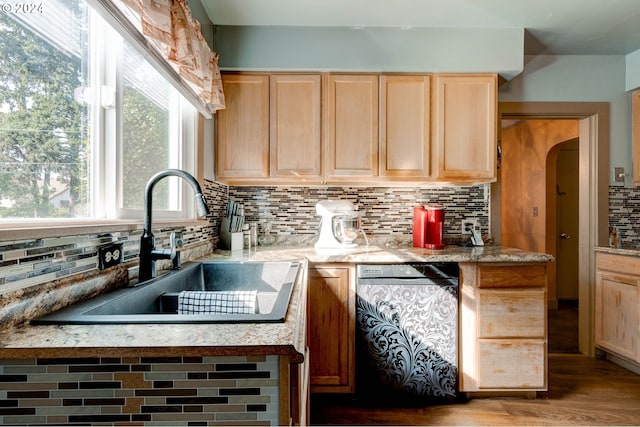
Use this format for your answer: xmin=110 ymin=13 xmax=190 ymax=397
xmin=98 ymin=242 xmax=124 ymax=270
xmin=461 ymin=219 xmax=480 ymax=235
xmin=174 ymin=231 xmax=184 ymax=247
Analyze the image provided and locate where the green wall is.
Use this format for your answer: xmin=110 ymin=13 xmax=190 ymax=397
xmin=214 ymin=25 xmax=523 ymax=80
xmin=499 ymin=55 xmax=630 ymax=186
xmin=627 ymin=49 xmax=640 ymax=91
xmin=187 ymin=0 xmax=214 ymax=47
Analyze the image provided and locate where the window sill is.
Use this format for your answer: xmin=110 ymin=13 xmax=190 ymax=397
xmin=0 ymin=219 xmax=211 ymax=242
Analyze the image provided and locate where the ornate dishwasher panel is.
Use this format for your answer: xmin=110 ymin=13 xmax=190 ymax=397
xmin=356 ymin=263 xmax=459 ymax=399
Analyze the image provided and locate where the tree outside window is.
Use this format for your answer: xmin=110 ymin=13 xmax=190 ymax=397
xmin=0 ymin=3 xmax=89 ymax=218
xmin=0 ymin=0 xmax=180 ymax=221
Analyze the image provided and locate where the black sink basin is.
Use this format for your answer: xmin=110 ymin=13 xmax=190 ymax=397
xmin=32 ymin=260 xmax=301 ymax=324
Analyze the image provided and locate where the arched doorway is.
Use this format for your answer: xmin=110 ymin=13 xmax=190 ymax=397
xmin=496 ymin=102 xmax=610 ymax=356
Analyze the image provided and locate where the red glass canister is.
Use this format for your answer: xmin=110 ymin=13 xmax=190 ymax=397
xmin=424 ymin=204 xmax=445 ymax=250
xmin=412 ymin=206 xmax=427 ymax=247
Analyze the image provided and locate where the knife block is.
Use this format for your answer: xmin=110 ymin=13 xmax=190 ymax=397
xmin=220 ymin=217 xmax=243 ymax=251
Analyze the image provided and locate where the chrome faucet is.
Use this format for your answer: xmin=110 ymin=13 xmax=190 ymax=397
xmin=138 ymin=169 xmax=210 ymax=283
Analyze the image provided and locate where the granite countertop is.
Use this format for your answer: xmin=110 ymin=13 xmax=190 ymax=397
xmin=208 ymin=242 xmax=554 ymax=264
xmin=594 ymin=245 xmax=640 ymax=257
xmin=0 ymin=243 xmax=552 ymax=360
xmin=0 ymin=258 xmax=309 ymax=362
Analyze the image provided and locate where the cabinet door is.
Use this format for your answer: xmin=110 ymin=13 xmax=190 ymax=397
xmin=324 ymin=74 xmax=379 ymax=181
xmin=477 ymin=289 xmax=546 ymax=338
xmin=379 ymin=75 xmax=431 ymax=178
xmin=595 ymin=271 xmax=639 ymax=361
xmin=477 ymin=340 xmax=546 ymax=389
xmin=216 ymin=74 xmax=269 ymax=179
xmin=270 ymin=74 xmax=322 ymax=179
xmin=307 ymin=264 xmax=355 ymax=393
xmin=477 ymin=263 xmax=547 ymax=288
xmin=432 ymin=74 xmax=497 ymax=182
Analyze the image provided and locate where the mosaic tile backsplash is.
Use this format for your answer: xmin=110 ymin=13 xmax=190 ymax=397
xmin=609 ymin=185 xmax=640 ymax=246
xmin=228 ymin=185 xmax=491 ymax=242
xmin=0 ymin=355 xmax=279 ymax=426
xmin=1 ymin=183 xmax=491 ymax=296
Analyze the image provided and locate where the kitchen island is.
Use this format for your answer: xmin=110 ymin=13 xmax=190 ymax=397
xmin=0 ymin=244 xmax=552 ymax=425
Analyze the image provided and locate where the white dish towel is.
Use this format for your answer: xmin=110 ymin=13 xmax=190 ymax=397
xmin=177 ymin=290 xmax=258 ymax=314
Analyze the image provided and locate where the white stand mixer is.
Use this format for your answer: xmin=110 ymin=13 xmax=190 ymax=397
xmin=315 ymin=200 xmax=365 ymax=249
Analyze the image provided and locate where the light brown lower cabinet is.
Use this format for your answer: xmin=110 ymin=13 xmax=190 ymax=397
xmin=307 ymin=261 xmax=548 ymax=395
xmin=595 ymin=252 xmax=640 ymax=363
xmin=307 ymin=263 xmax=356 ymax=393
xmin=476 ymin=340 xmax=546 ymax=389
xmin=459 ymin=262 xmax=548 ymax=392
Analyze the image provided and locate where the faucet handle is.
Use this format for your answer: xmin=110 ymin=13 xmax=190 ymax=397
xmin=149 ymin=231 xmax=177 ymax=261
xmin=168 ymin=231 xmax=177 ymax=260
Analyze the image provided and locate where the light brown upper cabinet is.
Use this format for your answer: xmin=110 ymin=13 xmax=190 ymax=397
xmin=216 ymin=74 xmax=269 ymax=179
xmin=215 ymin=72 xmax=498 ymax=185
xmin=432 ymin=74 xmax=497 ymax=182
xmin=379 ymin=75 xmax=431 ymax=178
xmin=270 ymin=74 xmax=322 ymax=180
xmin=632 ymin=90 xmax=640 ymax=185
xmin=323 ymin=74 xmax=379 ymax=181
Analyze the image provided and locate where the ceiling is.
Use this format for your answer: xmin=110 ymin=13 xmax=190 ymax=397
xmin=200 ymin=0 xmax=640 ymax=55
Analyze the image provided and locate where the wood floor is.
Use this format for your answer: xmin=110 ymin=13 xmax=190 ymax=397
xmin=310 ymin=305 xmax=640 ymax=425
xmin=548 ymin=300 xmax=579 ymax=353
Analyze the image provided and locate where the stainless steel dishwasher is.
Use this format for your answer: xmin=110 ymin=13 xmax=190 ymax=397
xmin=356 ymin=263 xmax=459 ymax=399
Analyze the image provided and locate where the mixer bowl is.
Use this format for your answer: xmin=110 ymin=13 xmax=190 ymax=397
xmin=332 ymin=214 xmax=361 ymax=244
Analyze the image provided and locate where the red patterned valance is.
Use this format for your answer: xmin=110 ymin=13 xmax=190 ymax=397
xmin=116 ymin=0 xmax=225 ymax=113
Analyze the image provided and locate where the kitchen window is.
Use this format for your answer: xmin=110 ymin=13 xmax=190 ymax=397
xmin=0 ymin=0 xmax=198 ymax=224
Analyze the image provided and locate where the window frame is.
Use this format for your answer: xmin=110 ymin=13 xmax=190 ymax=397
xmin=0 ymin=0 xmax=205 ymax=235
